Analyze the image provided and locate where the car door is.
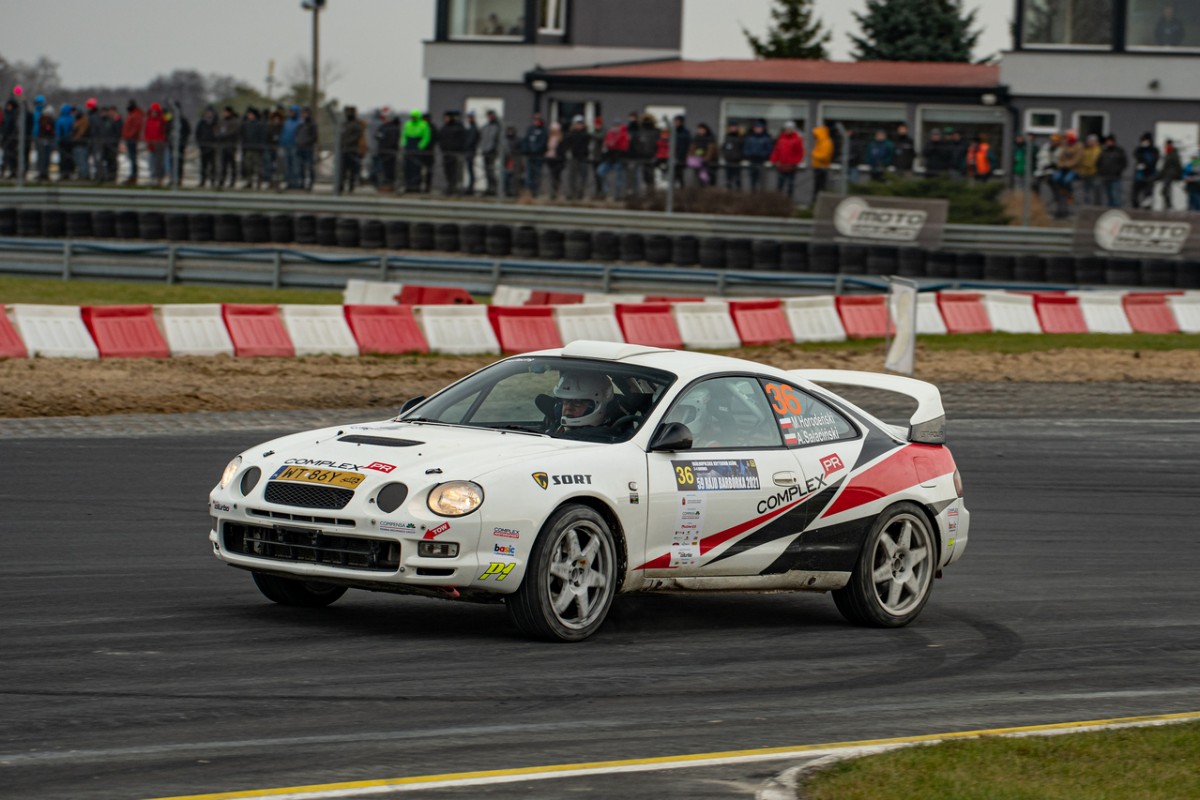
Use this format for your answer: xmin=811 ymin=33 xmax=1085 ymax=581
xmin=642 ymin=375 xmax=816 ymax=577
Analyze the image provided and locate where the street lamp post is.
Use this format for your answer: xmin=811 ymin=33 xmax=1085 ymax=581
xmin=301 ymin=0 xmax=325 ymax=111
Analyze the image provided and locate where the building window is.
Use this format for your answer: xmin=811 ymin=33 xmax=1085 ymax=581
xmin=1072 ymin=111 xmax=1109 ymax=139
xmin=1025 ymin=108 xmax=1062 ymax=134
xmin=818 ymin=103 xmax=907 ymax=165
xmin=539 ymin=0 xmax=567 ymax=34
xmin=448 ymin=0 xmax=525 ymax=39
xmin=721 ymin=100 xmax=808 ymax=139
xmin=918 ymin=107 xmax=1009 ymax=172
xmin=1127 ymin=0 xmax=1200 ymax=49
xmin=1023 ymin=0 xmax=1113 ymax=47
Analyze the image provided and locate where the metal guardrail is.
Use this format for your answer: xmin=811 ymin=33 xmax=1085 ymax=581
xmin=0 ymin=187 xmax=1073 ymax=255
xmin=0 ymin=237 xmax=1071 ymax=299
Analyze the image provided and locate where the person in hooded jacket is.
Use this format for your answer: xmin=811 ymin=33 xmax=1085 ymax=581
xmin=295 ymin=107 xmax=317 ymax=190
xmin=635 ymin=114 xmax=660 ymax=192
xmin=769 ymin=121 xmax=806 ymax=198
xmin=195 ymin=106 xmax=217 ymax=188
xmin=1158 ymin=139 xmax=1184 ymax=210
xmin=438 ymin=110 xmax=467 ymax=196
xmin=479 ymin=109 xmax=502 ymax=196
xmin=519 ymin=112 xmax=549 ymax=197
xmin=143 ymin=102 xmax=167 ymax=185
xmin=215 ymin=106 xmax=241 ymax=189
xmin=280 ymin=105 xmax=301 ymax=189
xmin=241 ymin=107 xmax=268 ymax=190
xmin=1 ymin=99 xmax=26 ymax=179
xmin=401 ymin=108 xmax=432 ymax=193
xmin=562 ymin=115 xmax=591 ymax=200
xmin=687 ymin=123 xmax=718 ymax=187
xmin=56 ymin=104 xmax=76 ymax=180
xmin=742 ymin=120 xmax=773 ymax=192
xmin=70 ymin=104 xmax=92 ymax=180
xmin=810 ymin=124 xmax=834 ymax=201
xmin=376 ymin=111 xmax=400 ymax=191
xmin=721 ymin=122 xmax=745 ymax=190
xmin=164 ymin=104 xmax=191 ymax=187
xmin=1132 ymin=133 xmax=1159 ymax=209
xmin=121 ymin=100 xmax=144 ymax=184
xmin=1096 ymin=135 xmax=1128 ymax=208
xmin=337 ymin=106 xmax=365 ymax=193
xmin=463 ymin=111 xmax=480 ymax=194
xmin=34 ymin=97 xmax=55 ymax=180
xmin=99 ymin=106 xmax=122 ymax=183
xmin=264 ymin=107 xmax=284 ymax=189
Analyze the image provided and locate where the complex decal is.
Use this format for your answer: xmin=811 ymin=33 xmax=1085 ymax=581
xmin=492 ymin=527 xmax=520 ymax=539
xmin=756 ymin=474 xmax=829 ymax=514
xmin=834 ymin=197 xmax=928 ymax=243
xmin=1094 ymin=209 xmax=1189 ymax=256
xmin=284 ymin=458 xmax=366 ymax=471
xmin=672 ymin=459 xmax=761 ymax=492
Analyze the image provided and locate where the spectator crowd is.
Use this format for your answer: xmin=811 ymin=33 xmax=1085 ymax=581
xmin=3 ymin=95 xmax=1199 ymax=214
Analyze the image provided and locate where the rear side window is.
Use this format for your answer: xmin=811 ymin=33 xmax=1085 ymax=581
xmin=760 ymin=380 xmax=857 ymax=447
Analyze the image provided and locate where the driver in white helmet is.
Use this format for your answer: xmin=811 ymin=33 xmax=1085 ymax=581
xmin=552 ymin=371 xmax=615 ymax=434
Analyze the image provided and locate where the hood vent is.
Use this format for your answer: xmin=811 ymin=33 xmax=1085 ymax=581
xmin=338 ymin=435 xmax=423 ymax=447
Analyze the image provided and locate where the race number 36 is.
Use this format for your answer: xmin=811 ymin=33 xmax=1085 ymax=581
xmin=675 ymin=465 xmax=695 ymax=487
xmin=764 ymin=383 xmax=803 ymax=416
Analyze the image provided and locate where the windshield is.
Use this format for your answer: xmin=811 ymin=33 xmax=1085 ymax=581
xmin=401 ymin=357 xmax=675 ymax=443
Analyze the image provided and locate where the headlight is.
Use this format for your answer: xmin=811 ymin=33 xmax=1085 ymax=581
xmin=427 ymin=481 xmax=484 ymax=517
xmin=219 ymin=456 xmax=243 ymax=490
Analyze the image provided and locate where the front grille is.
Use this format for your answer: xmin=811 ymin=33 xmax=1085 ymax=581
xmin=248 ymin=508 xmax=356 ymax=527
xmin=264 ymin=481 xmax=354 ymax=510
xmin=223 ymin=523 xmax=400 ymax=572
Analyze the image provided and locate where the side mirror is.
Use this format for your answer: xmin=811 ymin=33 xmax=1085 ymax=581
xmin=399 ymin=396 xmax=426 ymax=415
xmin=648 ymin=422 xmax=693 ymax=452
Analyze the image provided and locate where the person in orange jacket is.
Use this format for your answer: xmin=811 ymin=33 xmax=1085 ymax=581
xmin=769 ymin=121 xmax=805 ymax=198
xmin=810 ymin=124 xmax=834 ymax=202
xmin=121 ymin=99 xmax=145 ymax=184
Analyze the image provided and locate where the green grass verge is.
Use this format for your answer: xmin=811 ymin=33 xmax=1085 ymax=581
xmin=0 ymin=276 xmax=343 ymax=306
xmin=804 ymin=721 xmax=1200 ymax=800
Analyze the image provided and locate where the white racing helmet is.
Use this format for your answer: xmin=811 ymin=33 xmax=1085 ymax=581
xmin=553 ymin=372 xmax=614 ymax=428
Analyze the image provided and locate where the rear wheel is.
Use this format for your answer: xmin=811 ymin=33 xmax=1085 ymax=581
xmin=833 ymin=502 xmax=936 ymax=627
xmin=507 ymin=505 xmax=617 ymax=642
xmin=251 ymin=571 xmax=347 ymax=608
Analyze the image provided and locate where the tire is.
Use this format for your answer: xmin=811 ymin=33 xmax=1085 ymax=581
xmin=779 ymin=241 xmax=807 ymax=272
xmin=832 ymin=502 xmax=936 ymax=628
xmin=461 ymin=223 xmax=486 ymax=255
xmin=42 ymin=209 xmax=66 ymax=238
xmin=808 ymin=242 xmax=838 ymax=274
xmin=361 ymin=219 xmax=386 ymax=250
xmin=315 ymin=216 xmax=338 ymax=247
xmin=982 ymin=253 xmax=1014 ymax=282
xmin=336 ymin=217 xmax=362 ymax=248
xmin=592 ymin=231 xmax=619 ymax=261
xmin=506 ymin=505 xmax=618 ymax=642
xmin=897 ymin=247 xmax=926 ymax=278
xmin=698 ymin=236 xmax=725 ymax=268
xmin=1075 ymin=256 xmax=1105 ymax=286
xmin=619 ymin=232 xmax=645 ymax=262
xmin=1013 ymin=254 xmax=1044 ymax=283
xmin=93 ymin=210 xmax=117 ymax=239
xmin=215 ymin=213 xmax=243 ymax=243
xmin=67 ymin=210 xmax=94 ymax=238
xmin=17 ymin=208 xmax=43 ymax=237
xmin=1141 ymin=259 xmax=1175 ymax=289
xmin=243 ymin=213 xmax=270 ymax=244
xmin=1044 ymin=255 xmax=1076 ymax=284
xmin=0 ymin=207 xmax=15 ymax=236
xmin=672 ymin=235 xmax=699 ymax=266
xmin=865 ymin=245 xmax=899 ymax=275
xmin=538 ymin=228 xmax=565 ymax=260
xmin=956 ymin=251 xmax=985 ymax=281
xmin=752 ymin=239 xmax=781 ymax=271
xmin=725 ymin=238 xmax=752 ymax=271
xmin=485 ymin=223 xmax=511 ymax=256
xmin=165 ymin=213 xmax=190 ymax=242
xmin=252 ymin=571 xmax=347 ymax=608
xmin=513 ymin=225 xmax=538 ymax=258
xmin=1104 ymin=257 xmax=1140 ymax=286
xmin=926 ymin=251 xmax=956 ymax=279
xmin=138 ymin=211 xmax=165 ymax=241
xmin=410 ymin=222 xmax=435 ymax=250
xmin=386 ymin=220 xmax=410 ymax=250
xmin=564 ymin=229 xmax=592 ymax=261
xmin=270 ymin=214 xmax=295 ymax=244
xmin=115 ymin=210 xmax=139 ymax=239
xmin=188 ymin=213 xmax=214 ymax=242
xmin=295 ymin=214 xmax=318 ymax=245
xmin=1177 ymin=260 xmax=1200 ymax=290
xmin=434 ymin=222 xmax=460 ymax=252
xmin=838 ymin=244 xmax=867 ymax=275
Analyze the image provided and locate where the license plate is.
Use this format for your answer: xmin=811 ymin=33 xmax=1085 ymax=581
xmin=271 ymin=465 xmax=365 ymax=489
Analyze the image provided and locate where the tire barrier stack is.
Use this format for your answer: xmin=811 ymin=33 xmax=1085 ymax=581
xmin=1 ymin=206 xmax=1199 ymax=290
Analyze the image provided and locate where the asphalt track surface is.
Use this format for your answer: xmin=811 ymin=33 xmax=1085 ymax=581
xmin=2 ymin=388 xmax=1199 ymax=800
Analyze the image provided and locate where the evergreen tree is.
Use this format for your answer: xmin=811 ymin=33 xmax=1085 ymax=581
xmin=850 ymin=0 xmax=981 ymax=62
xmin=743 ymin=0 xmax=832 ymax=60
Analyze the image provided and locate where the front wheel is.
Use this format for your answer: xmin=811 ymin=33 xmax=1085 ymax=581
xmin=833 ymin=502 xmax=936 ymax=627
xmin=507 ymin=505 xmax=618 ymax=642
xmin=252 ymin=571 xmax=348 ymax=608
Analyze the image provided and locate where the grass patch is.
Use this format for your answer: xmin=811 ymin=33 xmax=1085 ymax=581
xmin=0 ymin=276 xmax=343 ymax=306
xmin=804 ymin=721 xmax=1200 ymax=800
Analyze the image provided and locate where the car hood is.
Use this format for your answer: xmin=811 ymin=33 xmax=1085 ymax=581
xmin=251 ymin=419 xmax=602 ymax=485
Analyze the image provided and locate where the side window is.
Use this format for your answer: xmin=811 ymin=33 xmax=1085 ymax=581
xmin=663 ymin=377 xmax=783 ymax=449
xmin=761 ymin=381 xmax=858 ymax=447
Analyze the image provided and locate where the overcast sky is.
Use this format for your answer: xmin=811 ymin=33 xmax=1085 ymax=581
xmin=5 ymin=0 xmax=1011 ymax=109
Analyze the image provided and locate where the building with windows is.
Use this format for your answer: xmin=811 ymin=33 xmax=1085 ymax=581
xmin=1005 ymin=0 xmax=1200 ymax=153
xmin=424 ymin=0 xmax=1200 ymax=175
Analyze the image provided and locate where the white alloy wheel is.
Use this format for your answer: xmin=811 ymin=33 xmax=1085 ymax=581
xmin=833 ymin=502 xmax=936 ymax=627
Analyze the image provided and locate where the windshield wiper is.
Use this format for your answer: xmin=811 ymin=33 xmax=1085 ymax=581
xmin=487 ymin=424 xmax=549 ymax=436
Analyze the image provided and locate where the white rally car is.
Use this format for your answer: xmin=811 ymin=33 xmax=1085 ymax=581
xmin=209 ymin=341 xmax=969 ymax=642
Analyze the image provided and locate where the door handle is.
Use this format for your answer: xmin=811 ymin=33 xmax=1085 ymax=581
xmin=773 ymin=471 xmax=799 ymax=487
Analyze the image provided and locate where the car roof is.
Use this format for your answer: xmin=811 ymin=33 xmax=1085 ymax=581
xmin=524 ymin=340 xmax=795 ymax=383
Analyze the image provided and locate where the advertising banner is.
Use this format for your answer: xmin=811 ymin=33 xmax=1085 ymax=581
xmin=1072 ymin=208 xmax=1199 ymax=259
xmin=813 ymin=194 xmax=949 ymax=249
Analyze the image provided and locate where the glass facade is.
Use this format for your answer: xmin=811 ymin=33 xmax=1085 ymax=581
xmin=722 ymin=101 xmax=808 ymax=136
xmin=1023 ymin=0 xmax=1114 ymax=46
xmin=1127 ymin=0 xmax=1200 ymax=48
xmin=448 ymin=0 xmax=525 ymax=39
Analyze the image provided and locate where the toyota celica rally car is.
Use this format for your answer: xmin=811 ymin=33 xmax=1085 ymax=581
xmin=209 ymin=340 xmax=969 ymax=642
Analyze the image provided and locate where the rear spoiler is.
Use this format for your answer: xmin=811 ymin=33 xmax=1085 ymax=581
xmin=788 ymin=369 xmax=947 ymax=445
